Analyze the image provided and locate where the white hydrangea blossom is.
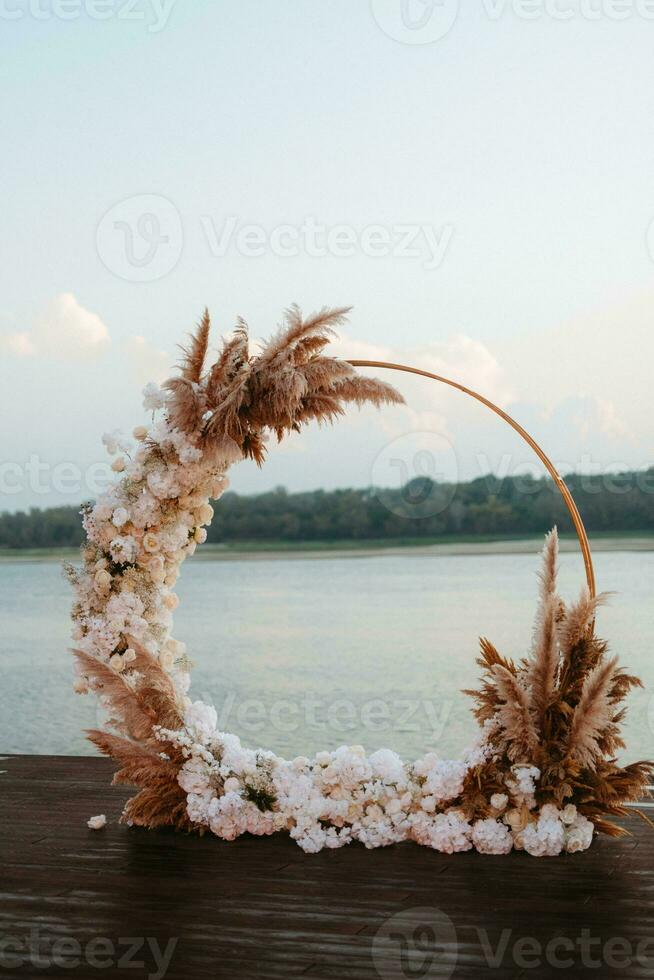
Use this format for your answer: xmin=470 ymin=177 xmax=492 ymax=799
xmin=472 ymin=818 xmax=514 ymax=855
xmin=70 ymin=391 xmax=230 ymax=694
xmin=142 ymin=382 xmax=168 ymax=412
xmin=160 ymin=702 xmax=595 ymax=856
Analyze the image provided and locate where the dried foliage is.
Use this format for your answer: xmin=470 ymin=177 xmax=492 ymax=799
xmin=74 ymin=642 xmax=189 ymax=829
xmin=464 ymin=528 xmax=653 ymax=832
xmin=165 ymin=305 xmax=405 ymax=465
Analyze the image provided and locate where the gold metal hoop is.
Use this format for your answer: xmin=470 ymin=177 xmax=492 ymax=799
xmin=348 ymin=359 xmax=596 ymax=598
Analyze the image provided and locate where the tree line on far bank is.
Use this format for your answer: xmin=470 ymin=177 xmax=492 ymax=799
xmin=1 ymin=470 xmax=653 ymax=550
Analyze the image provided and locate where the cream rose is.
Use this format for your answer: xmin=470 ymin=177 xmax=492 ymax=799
xmin=112 ymin=507 xmax=129 ymax=528
xmin=197 ymin=503 xmax=214 ymax=524
xmin=142 ymin=531 xmax=160 ymax=553
xmin=148 ymin=557 xmax=166 ymax=584
xmin=94 ymin=569 xmax=112 ymax=592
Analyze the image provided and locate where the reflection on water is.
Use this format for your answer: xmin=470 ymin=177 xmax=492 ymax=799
xmin=1 ymin=550 xmax=653 ymax=762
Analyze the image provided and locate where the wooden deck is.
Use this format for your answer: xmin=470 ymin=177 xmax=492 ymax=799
xmin=2 ymin=755 xmax=653 ymax=980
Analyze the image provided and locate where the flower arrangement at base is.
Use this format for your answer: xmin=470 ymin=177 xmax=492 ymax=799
xmin=67 ymin=306 xmax=653 ymax=855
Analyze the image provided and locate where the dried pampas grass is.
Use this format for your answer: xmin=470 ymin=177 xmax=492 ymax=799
xmin=163 ymin=305 xmax=404 ymax=465
xmin=464 ymin=529 xmax=654 ymax=831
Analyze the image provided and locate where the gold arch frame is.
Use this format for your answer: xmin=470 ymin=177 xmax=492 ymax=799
xmin=348 ymin=359 xmax=596 ymax=598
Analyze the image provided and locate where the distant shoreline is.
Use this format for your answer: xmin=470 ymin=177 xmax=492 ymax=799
xmin=2 ymin=533 xmax=654 ymax=564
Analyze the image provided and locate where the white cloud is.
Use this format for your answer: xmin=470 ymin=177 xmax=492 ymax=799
xmin=575 ymin=397 xmax=635 ymax=445
xmin=333 ymin=332 xmax=515 ymax=407
xmin=0 ymin=293 xmax=110 ymax=360
xmin=330 ymin=330 xmax=515 ymax=442
xmin=124 ymin=335 xmax=171 ymax=384
xmin=500 ymin=286 xmax=654 ymax=451
xmin=0 ymin=331 xmax=36 ymax=356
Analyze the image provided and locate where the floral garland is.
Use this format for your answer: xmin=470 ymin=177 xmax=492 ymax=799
xmin=69 ymin=306 xmax=653 ymax=856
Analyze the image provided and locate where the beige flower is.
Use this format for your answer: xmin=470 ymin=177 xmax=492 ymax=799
xmin=112 ymin=507 xmax=129 ymax=528
xmin=164 ymin=593 xmax=179 ymax=611
xmin=194 ymin=527 xmax=207 ymax=544
xmin=504 ymin=807 xmax=531 ymax=832
xmin=197 ymin=503 xmax=214 ymax=524
xmin=109 ymin=653 xmax=125 ymax=673
xmin=142 ymin=531 xmax=160 ymax=553
xmin=111 ymin=457 xmax=126 ymax=473
xmin=561 ymin=804 xmax=577 ymax=825
xmin=94 ymin=569 xmax=112 ymax=593
xmin=133 ymin=425 xmax=148 ymax=441
xmin=148 ymin=557 xmax=166 ymax=584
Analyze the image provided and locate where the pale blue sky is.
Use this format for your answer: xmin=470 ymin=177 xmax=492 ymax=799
xmin=2 ymin=1 xmax=653 ymax=509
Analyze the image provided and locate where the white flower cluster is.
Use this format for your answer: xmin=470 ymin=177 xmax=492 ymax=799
xmin=70 ymin=383 xmax=230 ymax=698
xmin=162 ymin=701 xmax=595 ymax=856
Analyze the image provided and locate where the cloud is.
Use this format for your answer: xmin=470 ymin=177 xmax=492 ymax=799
xmin=501 ymin=285 xmax=654 ymax=452
xmin=330 ymin=331 xmax=515 ymax=441
xmin=0 ymin=331 xmax=36 ymax=356
xmin=0 ymin=293 xmax=110 ymax=360
xmin=575 ymin=397 xmax=635 ymax=445
xmin=333 ymin=332 xmax=515 ymax=406
xmin=124 ymin=335 xmax=171 ymax=384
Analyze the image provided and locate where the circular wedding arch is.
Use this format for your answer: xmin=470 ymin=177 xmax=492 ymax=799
xmin=71 ymin=308 xmax=652 ymax=856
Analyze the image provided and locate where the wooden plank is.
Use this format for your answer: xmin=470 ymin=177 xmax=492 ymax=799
xmin=1 ymin=755 xmax=653 ymax=979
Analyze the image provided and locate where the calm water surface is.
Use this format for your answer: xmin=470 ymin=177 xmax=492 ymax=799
xmin=2 ymin=550 xmax=653 ymax=763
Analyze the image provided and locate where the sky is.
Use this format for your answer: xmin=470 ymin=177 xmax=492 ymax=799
xmin=1 ymin=0 xmax=654 ymax=511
